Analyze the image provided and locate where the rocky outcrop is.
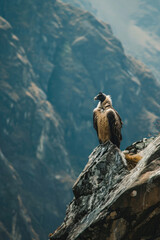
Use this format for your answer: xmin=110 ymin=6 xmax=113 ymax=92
xmin=49 ymin=135 xmax=160 ymax=240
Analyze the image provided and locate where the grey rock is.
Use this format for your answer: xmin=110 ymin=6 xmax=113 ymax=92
xmin=50 ymin=135 xmax=160 ymax=240
xmin=125 ymin=136 xmax=156 ymax=154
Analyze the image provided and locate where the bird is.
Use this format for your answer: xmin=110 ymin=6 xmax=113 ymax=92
xmin=93 ymin=92 xmax=122 ymax=148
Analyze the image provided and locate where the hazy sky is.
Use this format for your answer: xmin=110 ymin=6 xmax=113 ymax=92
xmin=89 ymin=0 xmax=160 ymax=55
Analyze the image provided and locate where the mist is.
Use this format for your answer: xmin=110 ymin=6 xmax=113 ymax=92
xmin=89 ymin=0 xmax=160 ymax=56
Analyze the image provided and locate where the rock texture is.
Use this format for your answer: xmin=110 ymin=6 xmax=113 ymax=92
xmin=61 ymin=0 xmax=94 ymax=13
xmin=49 ymin=135 xmax=160 ymax=240
xmin=0 ymin=16 xmax=74 ymax=240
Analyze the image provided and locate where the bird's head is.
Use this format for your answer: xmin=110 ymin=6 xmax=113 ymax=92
xmin=94 ymin=92 xmax=112 ymax=106
xmin=94 ymin=92 xmax=106 ymax=102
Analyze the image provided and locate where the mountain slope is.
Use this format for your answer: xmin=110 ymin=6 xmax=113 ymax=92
xmin=0 ymin=16 xmax=73 ymax=240
xmin=61 ymin=0 xmax=94 ymax=12
xmin=1 ymin=0 xmax=159 ymax=152
xmin=63 ymin=0 xmax=160 ymax=82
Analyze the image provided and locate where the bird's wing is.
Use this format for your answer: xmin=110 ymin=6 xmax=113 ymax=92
xmin=107 ymin=110 xmax=122 ymax=148
xmin=115 ymin=110 xmax=123 ymax=141
xmin=93 ymin=110 xmax=98 ymax=136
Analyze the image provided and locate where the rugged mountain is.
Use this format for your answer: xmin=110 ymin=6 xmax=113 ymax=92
xmin=61 ymin=0 xmax=94 ymax=13
xmin=49 ymin=135 xmax=160 ymax=240
xmin=130 ymin=0 xmax=160 ymax=81
xmin=62 ymin=0 xmax=160 ymax=82
xmin=1 ymin=0 xmax=160 ymax=152
xmin=0 ymin=0 xmax=160 ymax=239
xmin=0 ymin=16 xmax=73 ymax=240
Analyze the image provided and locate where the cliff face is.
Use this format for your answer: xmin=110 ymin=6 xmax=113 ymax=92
xmin=63 ymin=0 xmax=160 ymax=83
xmin=0 ymin=0 xmax=160 ymax=239
xmin=1 ymin=0 xmax=160 ymax=159
xmin=61 ymin=0 xmax=94 ymax=12
xmin=0 ymin=16 xmax=73 ymax=240
xmin=50 ymin=135 xmax=160 ymax=240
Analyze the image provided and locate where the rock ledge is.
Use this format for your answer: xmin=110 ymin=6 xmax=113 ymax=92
xmin=49 ymin=135 xmax=160 ymax=240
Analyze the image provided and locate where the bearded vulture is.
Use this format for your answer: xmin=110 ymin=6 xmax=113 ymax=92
xmin=93 ymin=92 xmax=122 ymax=148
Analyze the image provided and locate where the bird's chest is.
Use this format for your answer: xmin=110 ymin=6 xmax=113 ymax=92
xmin=97 ymin=110 xmax=110 ymax=142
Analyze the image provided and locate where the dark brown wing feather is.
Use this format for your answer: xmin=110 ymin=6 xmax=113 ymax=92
xmin=114 ymin=109 xmax=123 ymax=141
xmin=93 ymin=111 xmax=98 ymax=136
xmin=107 ymin=110 xmax=122 ymax=148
